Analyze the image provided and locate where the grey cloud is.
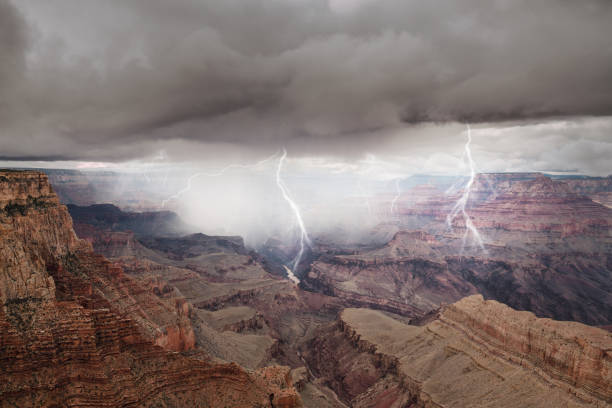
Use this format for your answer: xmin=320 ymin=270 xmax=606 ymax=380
xmin=0 ymin=0 xmax=27 ymax=122
xmin=1 ymin=0 xmax=612 ymax=162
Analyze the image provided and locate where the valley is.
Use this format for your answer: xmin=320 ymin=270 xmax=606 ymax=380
xmin=2 ymin=169 xmax=607 ymax=406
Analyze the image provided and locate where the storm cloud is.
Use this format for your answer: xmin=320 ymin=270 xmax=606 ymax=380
xmin=1 ymin=0 xmax=612 ymax=162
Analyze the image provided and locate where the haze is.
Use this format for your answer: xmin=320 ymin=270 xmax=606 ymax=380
xmin=1 ymin=0 xmax=611 ymax=245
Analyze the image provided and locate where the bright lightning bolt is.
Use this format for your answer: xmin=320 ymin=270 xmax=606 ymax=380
xmin=446 ymin=124 xmax=487 ymax=254
xmin=161 ymin=152 xmax=279 ymax=208
xmin=276 ymin=148 xmax=311 ymax=283
xmin=390 ymin=178 xmax=401 ymax=214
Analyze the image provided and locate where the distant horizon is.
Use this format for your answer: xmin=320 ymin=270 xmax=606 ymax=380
xmin=1 ymin=165 xmax=608 ymax=179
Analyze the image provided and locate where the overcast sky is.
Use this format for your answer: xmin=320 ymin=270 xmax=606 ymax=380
xmin=1 ymin=0 xmax=611 ymax=176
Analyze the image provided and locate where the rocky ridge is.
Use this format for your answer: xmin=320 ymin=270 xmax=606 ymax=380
xmin=64 ymin=199 xmax=345 ymax=403
xmin=304 ymin=174 xmax=612 ymax=325
xmin=304 ymin=295 xmax=612 ymax=407
xmin=0 ymin=170 xmax=301 ymax=407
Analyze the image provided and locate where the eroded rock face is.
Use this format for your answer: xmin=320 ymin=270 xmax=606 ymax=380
xmin=440 ymin=295 xmax=612 ymax=403
xmin=68 ymin=203 xmax=193 ymax=238
xmin=66 ymin=199 xmax=344 ymax=376
xmin=0 ymin=170 xmax=301 ymax=408
xmin=305 ymin=174 xmax=612 ymax=325
xmin=465 ymin=175 xmax=611 ymax=237
xmin=562 ymin=176 xmax=612 ymax=208
xmin=303 ymin=318 xmax=411 ymax=407
xmin=0 ymin=171 xmax=81 ymax=304
xmin=304 ymin=296 xmax=612 ymax=407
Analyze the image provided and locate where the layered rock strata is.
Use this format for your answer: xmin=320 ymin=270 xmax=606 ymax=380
xmin=0 ymin=170 xmax=301 ymax=407
xmin=306 ymin=174 xmax=612 ymax=325
xmin=304 ymin=295 xmax=612 ymax=407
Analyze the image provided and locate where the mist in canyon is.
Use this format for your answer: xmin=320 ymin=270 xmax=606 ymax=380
xmin=1 ymin=1 xmax=611 ymax=407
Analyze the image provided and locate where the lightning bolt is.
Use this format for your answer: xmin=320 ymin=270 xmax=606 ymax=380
xmin=446 ymin=124 xmax=487 ymax=254
xmin=276 ymin=148 xmax=311 ymax=282
xmin=390 ymin=178 xmax=401 ymax=214
xmin=161 ymin=152 xmax=279 ymax=208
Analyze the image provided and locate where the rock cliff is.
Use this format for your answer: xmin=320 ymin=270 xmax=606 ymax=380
xmin=0 ymin=170 xmax=301 ymax=407
xmin=304 ymin=295 xmax=612 ymax=407
xmin=305 ymin=174 xmax=612 ymax=325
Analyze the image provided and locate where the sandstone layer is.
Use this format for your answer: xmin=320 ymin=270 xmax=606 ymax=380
xmin=65 ymin=200 xmax=345 ymax=402
xmin=304 ymin=295 xmax=612 ymax=407
xmin=0 ymin=170 xmax=301 ymax=407
xmin=305 ymin=174 xmax=612 ymax=325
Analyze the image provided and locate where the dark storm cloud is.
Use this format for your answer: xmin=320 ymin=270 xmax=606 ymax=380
xmin=1 ymin=0 xmax=612 ymax=161
xmin=0 ymin=0 xmax=27 ymax=119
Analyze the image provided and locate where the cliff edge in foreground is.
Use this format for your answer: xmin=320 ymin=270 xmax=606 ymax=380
xmin=305 ymin=295 xmax=611 ymax=407
xmin=0 ymin=170 xmax=301 ymax=408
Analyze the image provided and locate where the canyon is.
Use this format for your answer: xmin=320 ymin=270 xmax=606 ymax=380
xmin=304 ymin=295 xmax=612 ymax=407
xmin=1 ymin=169 xmax=611 ymax=407
xmin=65 ymin=201 xmax=347 ymax=405
xmin=0 ymin=171 xmax=301 ymax=408
xmin=304 ymin=173 xmax=612 ymax=326
xmin=4 ymin=3 xmax=609 ymax=407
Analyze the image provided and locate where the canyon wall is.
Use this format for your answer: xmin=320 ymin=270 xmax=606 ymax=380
xmin=305 ymin=174 xmax=612 ymax=325
xmin=0 ymin=170 xmax=300 ymax=407
xmin=304 ymin=296 xmax=612 ymax=407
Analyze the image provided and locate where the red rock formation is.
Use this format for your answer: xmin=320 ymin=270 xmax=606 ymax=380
xmin=304 ymin=296 xmax=612 ymax=407
xmin=306 ymin=173 xmax=612 ymax=325
xmin=465 ymin=175 xmax=612 ymax=237
xmin=392 ymin=174 xmax=612 ymax=237
xmin=65 ymin=198 xmax=346 ymax=383
xmin=302 ymin=319 xmax=410 ymax=406
xmin=302 ymin=230 xmax=477 ymax=317
xmin=0 ymin=170 xmax=301 ymax=407
xmin=440 ymin=295 xmax=612 ymax=403
xmin=222 ymin=312 xmax=266 ymax=333
xmin=562 ymin=175 xmax=612 ymax=208
xmin=305 ymin=224 xmax=612 ymax=325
